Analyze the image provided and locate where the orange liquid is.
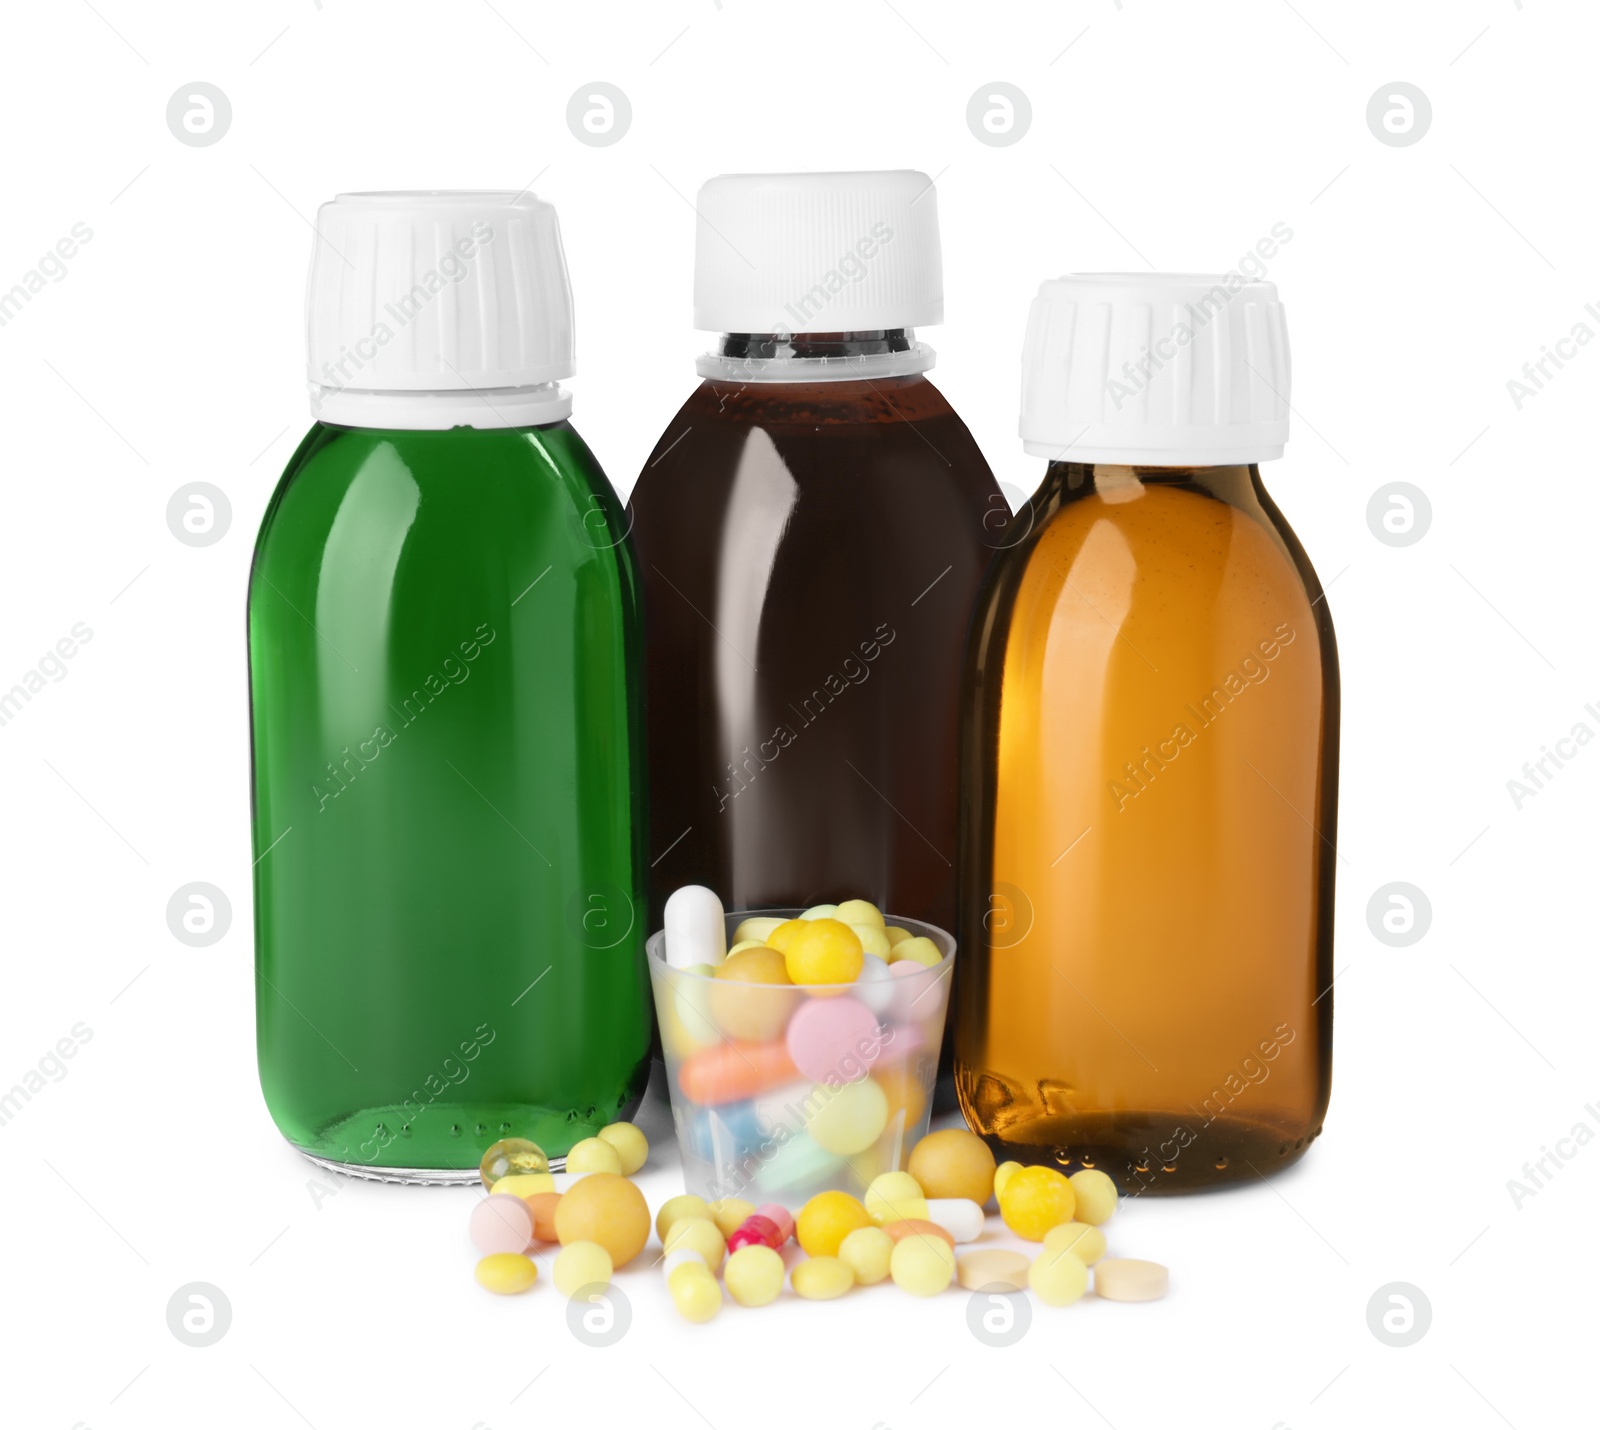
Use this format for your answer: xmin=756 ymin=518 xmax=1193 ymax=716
xmin=956 ymin=464 xmax=1338 ymax=1191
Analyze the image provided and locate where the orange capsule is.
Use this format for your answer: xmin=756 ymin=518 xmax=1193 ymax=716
xmin=678 ymin=1039 xmax=799 ymax=1105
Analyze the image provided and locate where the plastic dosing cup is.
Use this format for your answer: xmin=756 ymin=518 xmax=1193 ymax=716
xmin=647 ymin=911 xmax=955 ymax=1205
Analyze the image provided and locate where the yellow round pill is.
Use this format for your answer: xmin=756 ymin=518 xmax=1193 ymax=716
xmin=796 ymin=1190 xmax=873 ymax=1257
xmin=656 ymin=975 xmax=720 ymax=1057
xmin=1030 ymin=1246 xmax=1090 ymax=1306
xmin=864 ymin=1171 xmax=927 ymax=1225
xmin=999 ymin=1165 xmax=1076 ymax=1241
xmin=800 ymin=903 xmax=840 ymax=921
xmin=764 ymin=918 xmax=808 ymax=952
xmin=993 ymin=1160 xmax=1024 ymax=1198
xmin=874 ymin=1061 xmax=928 ymax=1130
xmin=552 ymin=1240 xmax=613 ymax=1298
xmin=783 ymin=919 xmax=865 ymax=985
xmin=1042 ymin=1220 xmax=1107 ymax=1265
xmin=838 ymin=1225 xmax=895 ymax=1285
xmin=1067 ymin=1169 xmax=1118 ymax=1226
xmin=554 ymin=1173 xmax=651 ymax=1268
xmin=655 ymin=1193 xmax=713 ymax=1244
xmin=667 ymin=1261 xmax=722 ymax=1322
xmin=887 ymin=935 xmax=942 ymax=968
xmin=597 ymin=1122 xmax=649 ymax=1176
xmin=725 ymin=1244 xmax=786 ymax=1307
xmin=884 ymin=925 xmax=912 ymax=947
xmin=489 ymin=1171 xmax=557 ymax=1199
xmin=808 ymin=1078 xmax=889 ymax=1155
xmin=564 ymin=1137 xmax=623 ymax=1176
xmin=908 ymin=1128 xmax=997 ymax=1205
xmin=791 ymin=1255 xmax=855 ymax=1300
xmin=664 ymin=1215 xmax=727 ymax=1272
xmin=836 ymin=899 xmax=885 ymax=929
xmin=709 ymin=1197 xmax=756 ymax=1238
xmin=474 ymin=1252 xmax=538 ymax=1295
xmin=889 ymin=1234 xmax=955 ymax=1296
xmin=709 ymin=945 xmax=793 ymax=1040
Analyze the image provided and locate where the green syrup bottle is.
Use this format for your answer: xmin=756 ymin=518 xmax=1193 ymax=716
xmin=248 ymin=192 xmax=649 ymax=1182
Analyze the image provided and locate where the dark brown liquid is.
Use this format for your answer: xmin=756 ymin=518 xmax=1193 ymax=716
xmin=628 ymin=367 xmax=1003 ymax=1100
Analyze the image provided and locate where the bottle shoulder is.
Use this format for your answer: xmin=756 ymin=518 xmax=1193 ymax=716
xmin=633 ymin=375 xmax=996 ymax=501
xmin=278 ymin=419 xmax=605 ymax=476
xmin=251 ymin=421 xmax=632 ymax=585
xmin=261 ymin=422 xmax=613 ymax=522
xmin=974 ymin=467 xmax=1336 ymax=659
xmin=686 ymin=373 xmax=957 ymax=424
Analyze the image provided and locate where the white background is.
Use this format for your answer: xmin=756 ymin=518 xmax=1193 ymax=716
xmin=1 ymin=1 xmax=1594 ymax=1426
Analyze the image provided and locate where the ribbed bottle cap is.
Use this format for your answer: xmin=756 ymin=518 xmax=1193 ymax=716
xmin=1020 ymin=273 xmax=1291 ymax=465
xmin=692 ymin=170 xmax=944 ymax=337
xmin=306 ymin=191 xmax=575 ymax=430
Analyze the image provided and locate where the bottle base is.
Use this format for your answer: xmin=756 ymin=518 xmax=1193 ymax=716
xmin=270 ymin=1089 xmax=649 ymax=1181
xmin=971 ymin=1111 xmax=1324 ymax=1194
xmin=294 ymin=1143 xmax=570 ymax=1185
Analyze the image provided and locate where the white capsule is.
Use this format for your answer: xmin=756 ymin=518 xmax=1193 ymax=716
xmin=926 ymin=1198 xmax=985 ymax=1244
xmin=663 ymin=884 xmax=727 ymax=969
xmin=663 ymin=1247 xmax=708 ymax=1277
xmin=852 ymin=953 xmax=895 ymax=1015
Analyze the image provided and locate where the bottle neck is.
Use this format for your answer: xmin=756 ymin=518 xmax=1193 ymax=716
xmin=310 ymin=381 xmax=572 ymax=431
xmin=695 ymin=329 xmax=935 ymax=383
xmin=1044 ymin=461 xmax=1261 ymax=506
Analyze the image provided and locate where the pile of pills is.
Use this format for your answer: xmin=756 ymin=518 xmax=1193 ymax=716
xmin=654 ymin=887 xmax=952 ymax=1204
xmin=463 ymin=890 xmax=1168 ymax=1323
xmin=466 ymin=1124 xmax=1166 ymax=1318
xmin=467 ymin=1128 xmax=651 ymax=1297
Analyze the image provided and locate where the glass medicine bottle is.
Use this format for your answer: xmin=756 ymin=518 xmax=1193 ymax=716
xmin=249 ymin=192 xmax=650 ymax=1180
xmin=957 ymin=273 xmax=1338 ymax=1190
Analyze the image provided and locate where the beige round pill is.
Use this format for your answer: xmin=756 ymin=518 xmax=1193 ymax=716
xmin=708 ymin=1197 xmax=756 ymax=1239
xmin=732 ymin=916 xmax=785 ymax=945
xmin=1042 ymin=1220 xmax=1107 ymax=1266
xmin=1094 ymin=1258 xmax=1168 ymax=1302
xmin=850 ymin=923 xmax=892 ymax=958
xmin=956 ymin=1248 xmax=1030 ymax=1292
xmin=835 ymin=899 xmax=885 ymax=929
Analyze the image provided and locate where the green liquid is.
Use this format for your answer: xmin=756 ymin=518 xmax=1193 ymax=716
xmin=248 ymin=421 xmax=650 ymax=1175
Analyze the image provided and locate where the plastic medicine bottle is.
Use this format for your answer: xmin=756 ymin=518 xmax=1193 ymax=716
xmin=628 ymin=172 xmax=1004 ymax=1102
xmin=248 ymin=192 xmax=650 ymax=1180
xmin=956 ymin=274 xmax=1339 ymax=1190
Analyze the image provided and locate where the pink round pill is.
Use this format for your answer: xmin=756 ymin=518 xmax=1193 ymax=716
xmin=877 ymin=1021 xmax=925 ymax=1058
xmin=469 ymin=1193 xmax=534 ymax=1256
xmin=755 ymin=1203 xmax=794 ymax=1242
xmin=785 ymin=996 xmax=883 ymax=1084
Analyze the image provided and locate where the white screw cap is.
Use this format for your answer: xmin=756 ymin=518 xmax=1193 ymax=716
xmin=306 ymin=190 xmax=575 ymax=430
xmin=692 ymin=171 xmax=944 ymax=335
xmin=1020 ymin=273 xmax=1291 ymax=466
